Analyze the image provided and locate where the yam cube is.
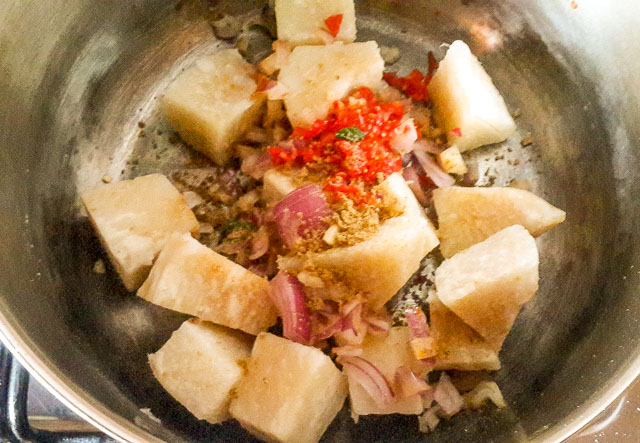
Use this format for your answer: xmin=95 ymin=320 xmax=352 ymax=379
xmin=437 ymin=145 xmax=467 ymax=175
xmin=435 ymin=225 xmax=539 ymax=350
xmin=427 ymin=40 xmax=516 ymax=151
xmin=349 ymin=327 xmax=425 ymax=416
xmin=278 ymin=42 xmax=384 ymax=128
xmin=82 ymin=174 xmax=199 ymax=291
xmin=279 ymin=173 xmax=439 ymax=309
xmin=162 ymin=49 xmax=265 ymax=165
xmin=434 ymin=186 xmax=566 ymax=258
xmin=138 ymin=233 xmax=277 ymax=335
xmin=148 ymin=319 xmax=252 ymax=423
xmin=429 ymin=298 xmax=500 ymax=371
xmin=275 ymin=0 xmax=356 ymax=45
xmin=229 ymin=333 xmax=347 ymax=443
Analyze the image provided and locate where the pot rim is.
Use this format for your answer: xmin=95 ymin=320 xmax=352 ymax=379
xmin=0 ymin=309 xmax=162 ymax=443
xmin=1 ymin=305 xmax=639 ymax=442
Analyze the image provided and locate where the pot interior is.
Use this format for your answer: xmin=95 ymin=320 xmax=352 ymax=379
xmin=1 ymin=0 xmax=640 ymax=441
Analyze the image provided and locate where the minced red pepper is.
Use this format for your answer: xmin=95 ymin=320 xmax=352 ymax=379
xmin=324 ymin=14 xmax=343 ymax=37
xmin=269 ymin=87 xmax=405 ymax=204
xmin=383 ymin=51 xmax=439 ymax=102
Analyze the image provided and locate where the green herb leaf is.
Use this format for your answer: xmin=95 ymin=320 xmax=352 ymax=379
xmin=335 ymin=126 xmax=366 ymax=142
xmin=220 ymin=220 xmax=257 ymax=237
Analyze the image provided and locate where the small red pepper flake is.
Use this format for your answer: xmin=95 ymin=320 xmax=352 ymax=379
xmin=324 ymin=14 xmax=343 ymax=38
xmin=450 ymin=127 xmax=462 ymax=137
xmin=570 ymin=1 xmax=578 ymax=9
xmin=382 ymin=52 xmax=439 ymax=102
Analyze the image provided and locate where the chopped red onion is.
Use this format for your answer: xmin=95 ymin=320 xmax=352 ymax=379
xmin=412 ymin=139 xmax=445 ymax=155
xmin=434 ymin=373 xmax=464 ymax=418
xmin=336 ymin=302 xmax=367 ymax=346
xmin=273 ymin=184 xmax=333 ymax=249
xmin=249 ymin=226 xmax=270 ymax=260
xmin=268 ymin=272 xmax=311 ymax=344
xmin=394 ymin=366 xmax=430 ymax=399
xmin=405 ymin=307 xmax=437 ymax=360
xmin=402 ymin=162 xmax=430 ymax=207
xmin=311 ymin=309 xmax=343 ymax=342
xmin=340 ymin=356 xmax=394 ymax=409
xmin=364 ymin=311 xmax=391 ymax=335
xmin=405 ymin=306 xmax=430 ymax=338
xmin=413 ymin=151 xmax=455 ymax=188
xmin=332 ymin=345 xmax=363 ymax=357
xmin=390 ymin=119 xmax=418 ymax=154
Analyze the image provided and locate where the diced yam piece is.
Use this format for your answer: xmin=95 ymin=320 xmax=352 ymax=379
xmin=162 ymin=49 xmax=265 ymax=165
xmin=435 ymin=225 xmax=539 ymax=350
xmin=138 ymin=233 xmax=277 ymax=335
xmin=434 ymin=186 xmax=566 ymax=258
xmin=429 ymin=297 xmax=500 ymax=371
xmin=148 ymin=319 xmax=252 ymax=423
xmin=82 ymin=174 xmax=199 ymax=291
xmin=275 ymin=0 xmax=356 ymax=45
xmin=279 ymin=173 xmax=439 ymax=308
xmin=278 ymin=42 xmax=384 ymax=128
xmin=437 ymin=145 xmax=467 ymax=175
xmin=427 ymin=40 xmax=516 ymax=151
xmin=349 ymin=327 xmax=424 ymax=416
xmin=229 ymin=333 xmax=347 ymax=443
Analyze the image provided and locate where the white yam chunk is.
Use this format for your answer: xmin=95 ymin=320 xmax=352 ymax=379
xmin=429 ymin=298 xmax=500 ymax=371
xmin=229 ymin=333 xmax=347 ymax=443
xmin=278 ymin=42 xmax=384 ymax=128
xmin=82 ymin=174 xmax=199 ymax=291
xmin=349 ymin=327 xmax=424 ymax=416
xmin=162 ymin=49 xmax=265 ymax=165
xmin=138 ymin=233 xmax=277 ymax=335
xmin=437 ymin=145 xmax=467 ymax=175
xmin=434 ymin=186 xmax=566 ymax=258
xmin=427 ymin=40 xmax=516 ymax=151
xmin=279 ymin=173 xmax=439 ymax=309
xmin=435 ymin=225 xmax=539 ymax=350
xmin=148 ymin=319 xmax=252 ymax=423
xmin=275 ymin=0 xmax=356 ymax=46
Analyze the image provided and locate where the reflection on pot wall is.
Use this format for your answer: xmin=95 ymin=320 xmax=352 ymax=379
xmin=0 ymin=1 xmax=639 ymax=441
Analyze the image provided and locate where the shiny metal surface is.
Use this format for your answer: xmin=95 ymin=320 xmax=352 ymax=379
xmin=0 ymin=0 xmax=639 ymax=441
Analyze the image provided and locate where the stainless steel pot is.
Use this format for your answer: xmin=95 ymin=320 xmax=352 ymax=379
xmin=1 ymin=0 xmax=639 ymax=441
